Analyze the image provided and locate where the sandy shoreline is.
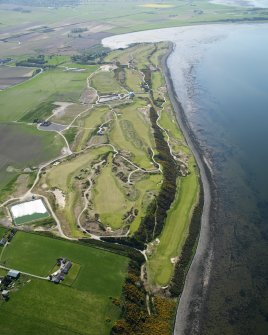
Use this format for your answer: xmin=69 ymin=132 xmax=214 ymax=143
xmin=161 ymin=43 xmax=216 ymax=335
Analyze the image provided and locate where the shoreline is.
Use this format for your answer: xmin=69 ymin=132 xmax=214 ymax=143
xmin=161 ymin=42 xmax=216 ymax=335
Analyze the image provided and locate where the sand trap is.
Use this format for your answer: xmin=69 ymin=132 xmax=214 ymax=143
xmin=100 ymin=64 xmax=117 ymax=72
xmin=51 ymin=188 xmax=66 ymax=209
xmin=52 ymin=102 xmax=74 ymax=117
xmin=11 ymin=199 xmax=48 ymax=219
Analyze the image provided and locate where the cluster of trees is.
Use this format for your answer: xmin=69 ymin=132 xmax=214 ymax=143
xmin=16 ymin=55 xmax=46 ymax=67
xmin=71 ymin=45 xmax=110 ymax=64
xmin=70 ymin=27 xmax=88 ymax=33
xmin=169 ymin=186 xmax=203 ymax=297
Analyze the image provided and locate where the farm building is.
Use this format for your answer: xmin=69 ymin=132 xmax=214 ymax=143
xmin=2 ymin=290 xmax=9 ymax=299
xmin=50 ymin=258 xmax=72 ymax=284
xmin=0 ymin=238 xmax=7 ymax=246
xmin=7 ymin=270 xmax=20 ymax=279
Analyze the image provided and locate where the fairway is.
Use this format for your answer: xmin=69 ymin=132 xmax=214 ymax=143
xmin=148 ymin=157 xmax=199 ymax=286
xmin=0 ymin=231 xmax=128 ymax=335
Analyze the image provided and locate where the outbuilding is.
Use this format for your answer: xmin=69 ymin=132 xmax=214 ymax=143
xmin=7 ymin=270 xmax=20 ymax=279
xmin=2 ymin=290 xmax=9 ymax=298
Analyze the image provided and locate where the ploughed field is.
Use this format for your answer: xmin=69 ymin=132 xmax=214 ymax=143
xmin=0 ymin=230 xmax=128 ymax=335
xmin=0 ymin=65 xmax=37 ymax=90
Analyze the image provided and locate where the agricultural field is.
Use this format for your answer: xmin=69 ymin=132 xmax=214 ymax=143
xmin=0 ymin=1 xmax=265 ymax=58
xmin=0 ymin=65 xmax=37 ymax=90
xmin=0 ymin=66 xmax=97 ymax=122
xmin=0 ymin=231 xmax=128 ymax=335
xmin=0 ymin=123 xmax=64 ymax=202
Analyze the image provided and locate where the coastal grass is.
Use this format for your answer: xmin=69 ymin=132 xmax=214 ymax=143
xmin=0 ymin=231 xmax=128 ymax=335
xmin=148 ymin=157 xmax=199 ymax=286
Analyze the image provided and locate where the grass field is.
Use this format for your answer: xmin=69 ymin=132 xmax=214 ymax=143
xmin=0 ymin=66 xmax=97 ymax=122
xmin=13 ymin=212 xmax=50 ymax=225
xmin=0 ymin=227 xmax=5 ymax=239
xmin=0 ymin=231 xmax=128 ymax=335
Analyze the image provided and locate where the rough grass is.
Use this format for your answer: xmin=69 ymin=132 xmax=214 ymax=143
xmin=44 ymin=146 xmax=111 ymax=236
xmin=91 ymin=71 xmax=125 ymax=95
xmin=147 ymin=157 xmax=199 ymax=286
xmin=0 ymin=231 xmax=128 ymax=335
xmin=19 ymin=101 xmax=56 ymax=122
xmin=51 ymin=103 xmax=89 ymax=124
xmin=73 ymin=105 xmax=110 ymax=151
xmin=110 ymin=99 xmax=154 ymax=169
xmin=46 ymin=147 xmax=108 ymax=192
xmin=93 ymin=155 xmax=131 ymax=229
xmin=125 ymin=68 xmax=142 ymax=92
xmin=130 ymin=173 xmax=162 ymax=234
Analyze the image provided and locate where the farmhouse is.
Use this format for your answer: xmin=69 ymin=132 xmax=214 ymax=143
xmin=50 ymin=258 xmax=72 ymax=284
